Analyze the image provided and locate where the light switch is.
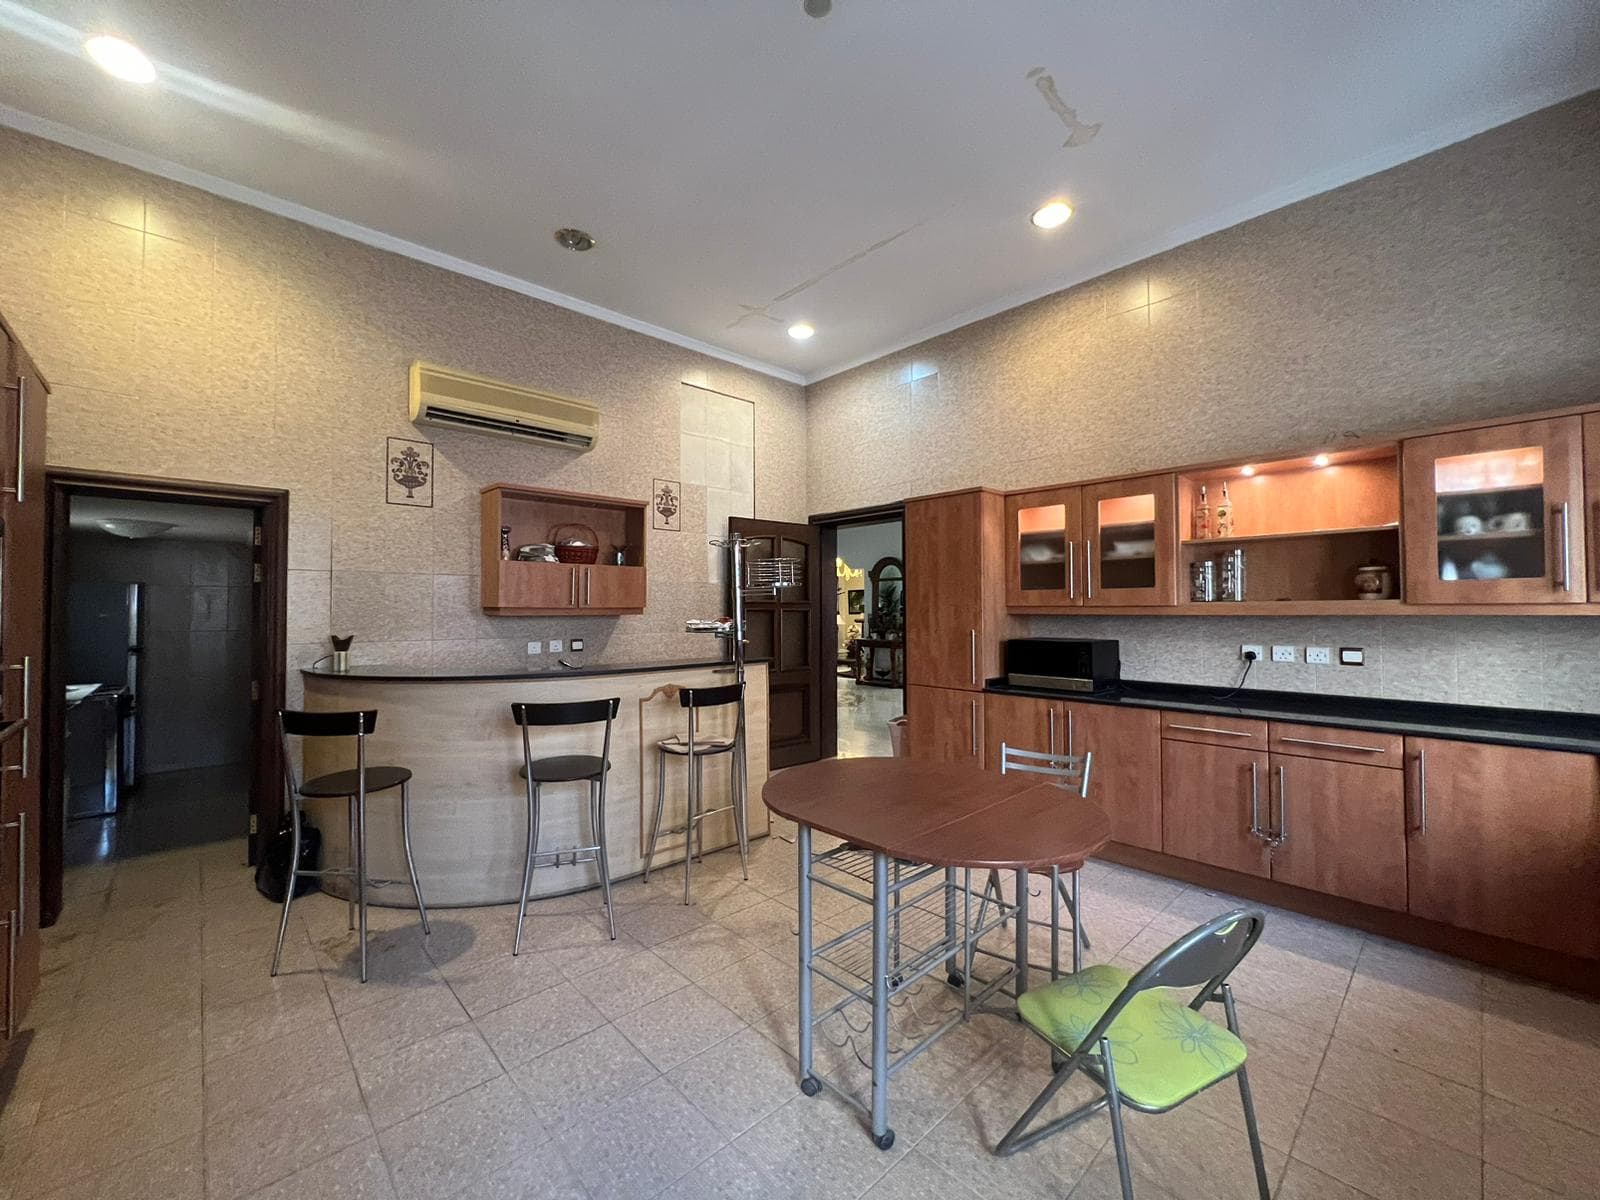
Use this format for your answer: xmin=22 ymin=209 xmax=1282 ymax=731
xmin=570 ymin=638 xmax=585 ymax=652
xmin=549 ymin=639 xmax=563 ymax=653
xmin=1339 ymin=646 xmax=1365 ymax=666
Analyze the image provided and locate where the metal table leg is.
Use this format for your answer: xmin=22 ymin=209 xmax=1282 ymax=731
xmin=1014 ymin=866 xmax=1030 ymax=1003
xmin=870 ymin=850 xmax=895 ymax=1150
xmin=797 ymin=823 xmax=819 ymax=1097
xmin=944 ymin=866 xmax=961 ymax=987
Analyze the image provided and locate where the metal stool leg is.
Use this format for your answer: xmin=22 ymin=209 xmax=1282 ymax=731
xmin=270 ymin=793 xmax=302 ymax=976
xmin=354 ymin=790 xmax=370 ymax=984
xmin=346 ymin=795 xmax=357 ymax=932
xmin=683 ymin=751 xmax=698 ymax=905
xmin=643 ymin=750 xmax=668 ymax=883
xmin=732 ymin=734 xmax=750 ymax=880
xmin=592 ymin=778 xmax=617 ymax=940
xmin=514 ymin=780 xmax=540 ymax=956
xmin=693 ymin=756 xmax=707 ymax=863
xmin=400 ymin=779 xmax=430 ymax=936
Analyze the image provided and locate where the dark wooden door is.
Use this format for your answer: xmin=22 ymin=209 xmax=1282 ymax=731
xmin=729 ymin=517 xmax=821 ymax=768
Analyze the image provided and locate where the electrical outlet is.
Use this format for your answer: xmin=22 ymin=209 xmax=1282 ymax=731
xmin=1271 ymin=645 xmax=1297 ymax=664
xmin=1306 ymin=646 xmax=1332 ymax=666
xmin=1240 ymin=644 xmax=1264 ymax=662
xmin=526 ymin=641 xmax=542 ymax=655
xmin=549 ymin=638 xmax=563 ymax=653
xmin=570 ymin=638 xmax=585 ymax=652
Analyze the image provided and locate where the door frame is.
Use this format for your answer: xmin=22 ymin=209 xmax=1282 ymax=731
xmin=810 ymin=502 xmax=905 ymax=760
xmin=41 ymin=469 xmax=288 ymax=925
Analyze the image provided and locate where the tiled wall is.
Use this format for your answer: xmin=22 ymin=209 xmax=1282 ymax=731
xmin=807 ymin=91 xmax=1600 ymax=712
xmin=0 ymin=128 xmax=808 ymax=707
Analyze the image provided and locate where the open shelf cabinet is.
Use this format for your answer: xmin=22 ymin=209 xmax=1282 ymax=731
xmin=479 ymin=484 xmax=648 ymax=615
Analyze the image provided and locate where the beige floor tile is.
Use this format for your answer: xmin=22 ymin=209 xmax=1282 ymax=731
xmin=203 ymin=972 xmax=337 ymax=1060
xmin=505 ymin=1023 xmax=659 ymax=1133
xmin=355 ymin=1024 xmax=506 ymax=1131
xmin=469 ymin=977 xmax=605 ymax=1067
xmin=1482 ymin=1165 xmax=1562 ymax=1199
xmin=36 ymin=1015 xmax=202 ymax=1118
xmin=568 ymin=948 xmax=692 ymax=1019
xmin=203 ymin=1019 xmax=353 ymax=1128
xmin=1483 ymin=977 xmax=1600 ymax=1136
xmin=1066 ymin=1145 xmax=1182 ymax=1200
xmin=234 ymin=1138 xmax=396 ymax=1200
xmin=862 ymin=1149 xmax=985 ymax=1199
xmin=1276 ymin=1159 xmax=1379 ymax=1199
xmin=652 ymin=922 xmax=763 ymax=982
xmin=316 ymin=926 xmax=445 ymax=1016
xmin=203 ymin=1072 xmax=373 ymax=1200
xmin=1118 ymin=1101 xmax=1286 ymax=1200
xmin=378 ymin=1076 xmax=547 ymax=1200
xmin=1314 ymin=1036 xmax=1482 ymax=1155
xmin=28 ymin=1132 xmax=204 ymax=1200
xmin=1481 ymin=1096 xmax=1600 ymax=1198
xmin=613 ymin=900 xmax=712 ymax=948
xmin=666 ymin=1026 xmax=798 ymax=1137
xmin=462 ymin=1142 xmax=590 ymax=1200
xmin=1334 ymin=973 xmax=1482 ymax=1087
xmin=338 ymin=984 xmax=469 ymax=1065
xmin=613 ymin=984 xmax=746 ymax=1072
xmin=1291 ymin=1091 xmax=1482 ymax=1200
xmin=554 ymin=1075 xmax=724 ymax=1200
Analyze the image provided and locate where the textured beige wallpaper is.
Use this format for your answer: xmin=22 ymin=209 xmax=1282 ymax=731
xmin=0 ymin=127 xmax=807 ymax=705
xmin=807 ymin=91 xmax=1600 ymax=711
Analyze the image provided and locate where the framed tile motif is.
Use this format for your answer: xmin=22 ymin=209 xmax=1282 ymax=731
xmin=386 ymin=437 xmax=434 ymax=507
xmin=652 ymin=478 xmax=682 ymax=530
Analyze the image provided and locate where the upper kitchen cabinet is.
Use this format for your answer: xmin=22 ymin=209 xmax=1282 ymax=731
xmin=1082 ymin=473 xmax=1178 ymax=607
xmin=906 ymin=489 xmax=1012 ymax=690
xmin=1005 ymin=487 xmax=1083 ymax=608
xmin=1402 ymin=416 xmax=1587 ymax=606
xmin=479 ymin=485 xmax=648 ymax=615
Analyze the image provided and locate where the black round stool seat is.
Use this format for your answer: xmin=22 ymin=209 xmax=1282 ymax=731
xmin=518 ymin=754 xmax=610 ymax=783
xmin=656 ymin=736 xmax=736 ymax=758
xmin=300 ymin=764 xmax=413 ymax=798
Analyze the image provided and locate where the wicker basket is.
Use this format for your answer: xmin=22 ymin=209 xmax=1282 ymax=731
xmin=550 ymin=523 xmax=600 ymax=564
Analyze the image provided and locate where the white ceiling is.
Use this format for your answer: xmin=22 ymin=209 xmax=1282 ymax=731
xmin=70 ymin=496 xmax=255 ymax=543
xmin=1 ymin=2 xmax=1596 ymax=384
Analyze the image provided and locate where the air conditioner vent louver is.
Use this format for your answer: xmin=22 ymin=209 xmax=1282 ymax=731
xmin=409 ymin=361 xmax=599 ymax=450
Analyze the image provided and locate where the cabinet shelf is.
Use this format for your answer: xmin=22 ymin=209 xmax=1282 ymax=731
xmin=480 ymin=484 xmax=648 ymax=614
xmin=1436 ymin=530 xmax=1541 ymax=543
xmin=1181 ymin=523 xmax=1399 ymax=547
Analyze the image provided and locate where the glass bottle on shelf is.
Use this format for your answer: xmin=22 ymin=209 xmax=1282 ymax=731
xmin=1193 ymin=485 xmax=1211 ymax=540
xmin=1215 ymin=482 xmax=1234 ymax=537
xmin=500 ymin=526 xmax=512 ymax=560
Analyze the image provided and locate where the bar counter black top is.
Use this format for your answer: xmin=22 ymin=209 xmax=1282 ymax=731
xmin=985 ymin=677 xmax=1600 ymax=756
xmin=303 ymin=656 xmax=737 ymax=682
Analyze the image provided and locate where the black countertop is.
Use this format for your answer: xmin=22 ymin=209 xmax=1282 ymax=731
xmin=985 ymin=678 xmax=1600 ymax=756
xmin=304 ymin=656 xmax=738 ymax=683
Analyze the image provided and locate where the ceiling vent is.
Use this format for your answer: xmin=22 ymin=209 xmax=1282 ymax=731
xmin=408 ymin=361 xmax=599 ymax=450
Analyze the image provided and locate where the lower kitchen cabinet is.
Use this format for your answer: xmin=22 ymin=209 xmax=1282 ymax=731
xmin=907 ymin=684 xmax=983 ymax=764
xmin=1160 ymin=739 xmax=1270 ymax=877
xmin=1268 ymin=755 xmax=1407 ymax=911
xmin=1405 ymin=737 xmax=1600 ymax=958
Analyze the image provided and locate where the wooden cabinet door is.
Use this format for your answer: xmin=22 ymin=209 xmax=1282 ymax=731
xmin=906 ymin=491 xmax=1006 ymax=690
xmin=1268 ymin=755 xmax=1407 ymax=911
xmin=1584 ymin=411 xmax=1600 ymax=597
xmin=497 ymin=562 xmax=577 ymax=610
xmin=1082 ymin=473 xmax=1178 ymax=607
xmin=982 ymin=692 xmax=1055 ymax=770
xmin=582 ymin=565 xmax=646 ymax=612
xmin=1402 ymin=416 xmax=1587 ymax=605
xmin=1068 ymin=703 xmax=1162 ymax=852
xmin=1406 ymin=738 xmax=1600 ymax=958
xmin=1161 ymin=739 xmax=1270 ymax=877
xmin=907 ymin=684 xmax=982 ymax=764
xmin=1005 ymin=487 xmax=1083 ymax=608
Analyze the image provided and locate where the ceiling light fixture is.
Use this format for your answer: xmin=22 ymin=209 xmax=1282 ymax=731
xmin=1312 ymin=454 xmax=1331 ymax=468
xmin=787 ymin=321 xmax=815 ymax=341
xmin=84 ymin=34 xmax=156 ymax=83
xmin=1239 ymin=465 xmax=1256 ymax=477
xmin=554 ymin=227 xmax=595 ymax=252
xmin=1030 ymin=200 xmax=1073 ymax=230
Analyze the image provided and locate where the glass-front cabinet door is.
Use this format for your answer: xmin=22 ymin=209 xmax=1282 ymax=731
xmin=1402 ymin=416 xmax=1587 ymax=605
xmin=1082 ymin=473 xmax=1178 ymax=607
xmin=1005 ymin=487 xmax=1082 ymax=607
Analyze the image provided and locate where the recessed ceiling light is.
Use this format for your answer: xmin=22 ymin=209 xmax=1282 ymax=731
xmin=554 ymin=227 xmax=595 ymax=251
xmin=1030 ymin=200 xmax=1073 ymax=230
xmin=787 ymin=321 xmax=815 ymax=341
xmin=1312 ymin=453 xmax=1331 ymax=468
xmin=1240 ymin=465 xmax=1256 ymax=477
xmin=85 ymin=35 xmax=156 ymax=83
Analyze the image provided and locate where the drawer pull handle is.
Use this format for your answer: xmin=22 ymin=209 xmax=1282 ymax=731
xmin=1167 ymin=723 xmax=1254 ymax=737
xmin=1276 ymin=736 xmax=1386 ymax=754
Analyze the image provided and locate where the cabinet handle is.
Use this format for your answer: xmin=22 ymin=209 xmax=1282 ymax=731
xmin=1275 ymin=765 xmax=1288 ymax=846
xmin=1083 ymin=540 xmax=1094 ymax=599
xmin=970 ymin=700 xmax=978 ymax=757
xmin=1414 ymin=749 xmax=1428 ymax=834
xmin=1 ymin=375 xmax=24 ymax=503
xmin=1167 ymin=722 xmax=1253 ymax=738
xmin=1067 ymin=540 xmax=1076 ymax=600
xmin=1555 ymin=502 xmax=1571 ymax=592
xmin=3 ymin=657 xmax=29 ymax=778
xmin=1276 ymin=736 xmax=1386 ymax=754
xmin=1047 ymin=708 xmax=1056 ymax=756
xmin=1248 ymin=760 xmax=1263 ymax=839
xmin=1066 ymin=708 xmax=1075 ymax=755
xmin=585 ymin=568 xmax=592 ymax=606
xmin=969 ymin=629 xmax=977 ymax=686
xmin=569 ymin=567 xmax=577 ymax=606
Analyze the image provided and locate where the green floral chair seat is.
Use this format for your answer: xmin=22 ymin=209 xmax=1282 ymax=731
xmin=1017 ymin=962 xmax=1249 ymax=1111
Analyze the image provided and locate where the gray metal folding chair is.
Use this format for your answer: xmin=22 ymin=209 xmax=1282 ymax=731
xmin=996 ymin=908 xmax=1272 ymax=1200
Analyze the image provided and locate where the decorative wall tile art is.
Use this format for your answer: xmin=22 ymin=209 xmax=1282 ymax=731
xmin=680 ymin=382 xmax=754 ymax=582
xmin=386 ymin=437 xmax=434 ymax=507
xmin=652 ymin=478 xmax=682 ymax=530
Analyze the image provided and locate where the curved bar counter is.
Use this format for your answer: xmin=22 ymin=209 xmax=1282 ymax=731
xmin=301 ymin=658 xmax=770 ymax=906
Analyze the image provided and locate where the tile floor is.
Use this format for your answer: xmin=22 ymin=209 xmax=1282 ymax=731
xmin=1 ymin=825 xmax=1597 ymax=1199
xmin=837 ymin=684 xmax=901 ymax=758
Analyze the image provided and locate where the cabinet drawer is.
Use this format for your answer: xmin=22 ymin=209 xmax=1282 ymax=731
xmin=1268 ymin=721 xmax=1401 ymax=767
xmin=1160 ymin=711 xmax=1268 ymax=749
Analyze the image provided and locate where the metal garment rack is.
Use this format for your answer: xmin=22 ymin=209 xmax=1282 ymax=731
xmin=794 ymin=830 xmax=1071 ymax=1150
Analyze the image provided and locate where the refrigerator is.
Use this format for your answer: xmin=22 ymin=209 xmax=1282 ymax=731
xmin=67 ymin=583 xmax=143 ymax=812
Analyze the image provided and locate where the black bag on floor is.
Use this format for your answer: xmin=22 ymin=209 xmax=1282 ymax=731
xmin=255 ymin=813 xmax=322 ymax=902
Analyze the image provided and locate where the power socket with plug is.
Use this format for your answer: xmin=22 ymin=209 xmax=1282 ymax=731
xmin=1240 ymin=644 xmax=1264 ymax=662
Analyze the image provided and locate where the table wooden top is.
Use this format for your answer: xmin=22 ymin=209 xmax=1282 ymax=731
xmin=762 ymin=757 xmax=1112 ymax=871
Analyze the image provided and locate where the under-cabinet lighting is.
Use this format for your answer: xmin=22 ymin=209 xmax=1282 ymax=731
xmin=1239 ymin=465 xmax=1257 ymax=477
xmin=1312 ymin=454 xmax=1331 ymax=468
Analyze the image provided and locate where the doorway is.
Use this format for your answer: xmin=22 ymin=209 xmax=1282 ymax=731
xmin=41 ymin=472 xmax=287 ymax=925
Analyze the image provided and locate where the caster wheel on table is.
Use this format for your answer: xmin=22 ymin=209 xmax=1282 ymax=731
xmin=799 ymin=1075 xmax=821 ymax=1097
xmin=873 ymin=1130 xmax=896 ymax=1151
xmin=946 ymin=970 xmax=965 ymax=988
xmin=890 ymin=974 xmax=904 ymax=988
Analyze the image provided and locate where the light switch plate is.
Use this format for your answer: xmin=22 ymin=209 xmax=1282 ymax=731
xmin=526 ymin=641 xmax=542 ymax=655
xmin=571 ymin=638 xmax=585 ymax=652
xmin=1271 ymin=645 xmax=1297 ymax=663
xmin=1306 ymin=646 xmax=1332 ymax=666
xmin=549 ymin=639 xmax=563 ymax=653
xmin=1339 ymin=646 xmax=1365 ymax=666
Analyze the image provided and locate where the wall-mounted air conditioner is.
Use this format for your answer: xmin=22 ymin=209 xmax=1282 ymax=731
xmin=408 ymin=361 xmax=599 ymax=450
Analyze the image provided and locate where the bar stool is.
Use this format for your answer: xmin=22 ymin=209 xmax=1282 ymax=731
xmin=272 ymin=709 xmax=429 ymax=983
xmin=511 ymin=697 xmax=621 ymax=954
xmin=643 ymin=681 xmax=749 ymax=904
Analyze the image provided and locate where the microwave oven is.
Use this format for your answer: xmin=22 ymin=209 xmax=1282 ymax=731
xmin=1002 ymin=638 xmax=1121 ymax=694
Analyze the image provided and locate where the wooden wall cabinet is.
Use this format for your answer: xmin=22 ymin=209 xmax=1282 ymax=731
xmin=1005 ymin=486 xmax=1083 ymax=608
xmin=480 ymin=485 xmax=647 ymax=615
xmin=1405 ymin=737 xmax=1600 ymax=959
xmin=905 ymin=489 xmax=1012 ymax=690
xmin=1402 ymin=416 xmax=1588 ymax=606
xmin=1083 ymin=473 xmax=1178 ymax=607
xmin=907 ymin=683 xmax=982 ymax=764
xmin=1584 ymin=411 xmax=1600 ymax=598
